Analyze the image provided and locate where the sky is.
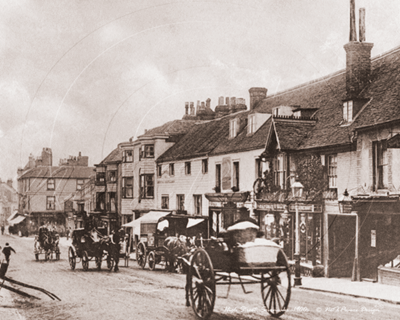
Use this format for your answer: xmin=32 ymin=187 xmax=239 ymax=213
xmin=1 ymin=0 xmax=400 ymax=184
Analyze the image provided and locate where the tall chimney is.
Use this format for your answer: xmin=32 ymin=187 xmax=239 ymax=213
xmin=218 ymin=96 xmax=224 ymax=105
xmin=206 ymin=98 xmax=211 ymax=109
xmin=226 ymin=97 xmax=230 ymax=106
xmin=249 ymin=87 xmax=267 ymax=110
xmin=359 ymin=8 xmax=365 ymax=42
xmin=344 ymin=4 xmax=373 ymax=98
xmin=201 ymin=101 xmax=205 ymax=110
xmin=190 ymin=102 xmax=195 ymax=115
xmin=185 ymin=102 xmax=189 ymax=115
xmin=349 ymin=0 xmax=357 ymax=41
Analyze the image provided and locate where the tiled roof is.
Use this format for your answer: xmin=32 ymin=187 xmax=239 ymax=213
xmin=255 ymin=45 xmax=400 ymax=149
xmin=19 ymin=166 xmax=95 ymax=179
xmin=139 ymin=119 xmax=198 ymax=138
xmin=273 ymin=119 xmax=316 ymax=151
xmin=99 ymin=147 xmax=122 ymax=165
xmin=157 ymin=117 xmax=229 ymax=162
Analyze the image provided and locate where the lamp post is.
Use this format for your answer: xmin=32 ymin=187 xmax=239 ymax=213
xmin=291 ymin=180 xmax=303 ymax=286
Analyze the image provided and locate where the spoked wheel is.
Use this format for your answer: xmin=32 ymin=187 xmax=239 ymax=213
xmin=45 ymin=250 xmax=52 ymax=261
xmin=148 ymin=251 xmax=156 ymax=271
xmin=82 ymin=251 xmax=89 ymax=271
xmin=137 ymin=242 xmax=146 ymax=269
xmin=35 ymin=253 xmax=39 ymax=261
xmin=96 ymin=256 xmax=102 ymax=270
xmin=68 ymin=247 xmax=76 ymax=270
xmin=107 ymin=257 xmax=114 ymax=271
xmin=261 ymin=251 xmax=291 ymax=318
xmin=188 ymin=248 xmax=216 ymax=319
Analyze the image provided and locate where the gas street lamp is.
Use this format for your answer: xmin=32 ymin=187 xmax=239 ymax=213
xmin=291 ymin=180 xmax=304 ymax=286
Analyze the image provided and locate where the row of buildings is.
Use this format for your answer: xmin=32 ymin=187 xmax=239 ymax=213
xmin=17 ymin=3 xmax=400 ymax=281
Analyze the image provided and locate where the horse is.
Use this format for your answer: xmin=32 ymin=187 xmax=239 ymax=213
xmin=97 ymin=235 xmax=120 ymax=272
xmin=163 ymin=236 xmax=190 ymax=273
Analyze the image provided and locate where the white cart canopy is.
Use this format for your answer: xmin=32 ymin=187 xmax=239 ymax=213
xmin=122 ymin=211 xmax=171 ymax=235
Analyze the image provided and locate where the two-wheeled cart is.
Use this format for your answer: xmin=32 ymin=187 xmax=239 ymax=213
xmin=184 ymin=220 xmax=291 ymax=319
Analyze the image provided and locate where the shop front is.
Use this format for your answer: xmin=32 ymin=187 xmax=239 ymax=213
xmin=205 ymin=192 xmax=251 ymax=236
xmin=27 ymin=211 xmax=68 ymax=236
xmin=254 ymin=200 xmax=323 ymax=266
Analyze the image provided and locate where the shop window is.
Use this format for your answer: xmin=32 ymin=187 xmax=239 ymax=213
xmin=202 ymin=159 xmax=208 ymax=174
xmin=47 ymin=178 xmax=55 ymax=190
xmin=215 ymin=164 xmax=221 ymax=192
xmin=273 ymin=154 xmax=287 ymax=189
xmin=140 ymin=174 xmax=154 ymax=198
xmin=194 ymin=195 xmax=202 ymax=215
xmin=177 ymin=194 xmax=185 ymax=211
xmin=373 ymin=140 xmax=387 ymax=190
xmin=96 ymin=192 xmax=105 ymax=211
xmin=233 ymin=161 xmax=240 ymax=191
xmin=161 ymin=195 xmax=169 ymax=209
xmin=122 ymin=177 xmax=133 ymax=198
xmin=328 ymin=155 xmax=337 ymax=188
xmin=46 ymin=196 xmax=55 ymax=210
xmin=123 ymin=150 xmax=133 ymax=162
xmin=107 ymin=170 xmax=117 ymax=183
xmin=185 ymin=162 xmax=191 ymax=175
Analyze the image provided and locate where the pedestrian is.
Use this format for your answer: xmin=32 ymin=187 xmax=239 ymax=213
xmin=2 ymin=243 xmax=16 ymax=264
xmin=67 ymin=227 xmax=71 ymax=240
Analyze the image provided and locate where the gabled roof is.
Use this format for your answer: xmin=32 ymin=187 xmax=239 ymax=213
xmin=138 ymin=119 xmax=198 ymax=139
xmin=272 ymin=119 xmax=316 ymax=151
xmin=19 ymin=166 xmax=95 ymax=179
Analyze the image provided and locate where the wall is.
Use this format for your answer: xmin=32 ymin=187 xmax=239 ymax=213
xmin=337 ymin=150 xmax=358 ymax=196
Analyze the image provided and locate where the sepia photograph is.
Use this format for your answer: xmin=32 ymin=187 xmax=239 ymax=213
xmin=1 ymin=0 xmax=400 ymax=319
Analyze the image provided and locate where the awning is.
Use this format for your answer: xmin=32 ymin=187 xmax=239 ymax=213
xmin=187 ymin=218 xmax=204 ymax=229
xmin=7 ymin=211 xmax=19 ymax=223
xmin=122 ymin=211 xmax=171 ymax=235
xmin=9 ymin=215 xmax=26 ymax=226
xmin=388 ymin=134 xmax=400 ymax=148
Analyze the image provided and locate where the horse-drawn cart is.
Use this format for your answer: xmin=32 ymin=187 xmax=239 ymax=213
xmin=68 ymin=228 xmax=119 ymax=271
xmin=125 ymin=211 xmax=208 ymax=272
xmin=34 ymin=226 xmax=60 ymax=261
xmin=184 ymin=220 xmax=291 ymax=319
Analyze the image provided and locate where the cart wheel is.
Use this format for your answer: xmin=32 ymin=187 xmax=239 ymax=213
xmin=96 ymin=256 xmax=102 ymax=270
xmin=137 ymin=242 xmax=146 ymax=269
xmin=148 ymin=251 xmax=156 ymax=271
xmin=189 ymin=248 xmax=215 ymax=319
xmin=261 ymin=251 xmax=291 ymax=318
xmin=68 ymin=247 xmax=76 ymax=270
xmin=35 ymin=253 xmax=39 ymax=261
xmin=107 ymin=257 xmax=114 ymax=271
xmin=82 ymin=251 xmax=89 ymax=271
xmin=56 ymin=252 xmax=60 ymax=261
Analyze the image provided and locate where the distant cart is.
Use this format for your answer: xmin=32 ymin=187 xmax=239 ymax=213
xmin=123 ymin=211 xmax=208 ymax=272
xmin=34 ymin=226 xmax=60 ymax=261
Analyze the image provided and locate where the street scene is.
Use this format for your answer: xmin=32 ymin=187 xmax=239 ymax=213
xmin=2 ymin=0 xmax=400 ymax=319
xmin=1 ymin=233 xmax=400 ymax=320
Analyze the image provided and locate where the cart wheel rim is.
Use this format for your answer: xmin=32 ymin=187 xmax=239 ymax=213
xmin=137 ymin=242 xmax=146 ymax=269
xmin=68 ymin=247 xmax=76 ymax=270
xmin=148 ymin=252 xmax=156 ymax=271
xmin=189 ymin=248 xmax=215 ymax=319
xmin=261 ymin=267 xmax=291 ymax=317
xmin=82 ymin=251 xmax=89 ymax=271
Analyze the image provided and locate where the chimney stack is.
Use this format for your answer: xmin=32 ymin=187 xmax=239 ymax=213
xmin=226 ymin=97 xmax=230 ymax=106
xmin=206 ymin=98 xmax=211 ymax=109
xmin=201 ymin=101 xmax=205 ymax=110
xmin=344 ymin=3 xmax=373 ymax=98
xmin=190 ymin=102 xmax=195 ymax=115
xmin=249 ymin=87 xmax=267 ymax=110
xmin=185 ymin=102 xmax=189 ymax=115
xmin=218 ymin=96 xmax=224 ymax=105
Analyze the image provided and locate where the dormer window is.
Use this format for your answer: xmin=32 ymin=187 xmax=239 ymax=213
xmin=248 ymin=114 xmax=256 ymax=135
xmin=229 ymin=118 xmax=238 ymax=138
xmin=343 ymin=100 xmax=353 ymax=122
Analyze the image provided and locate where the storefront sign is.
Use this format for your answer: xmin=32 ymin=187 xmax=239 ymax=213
xmin=256 ymin=203 xmax=286 ymax=211
xmin=157 ymin=179 xmax=175 ymax=184
xmin=289 ymin=203 xmax=322 ymax=213
xmin=209 ymin=202 xmax=222 ymax=208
